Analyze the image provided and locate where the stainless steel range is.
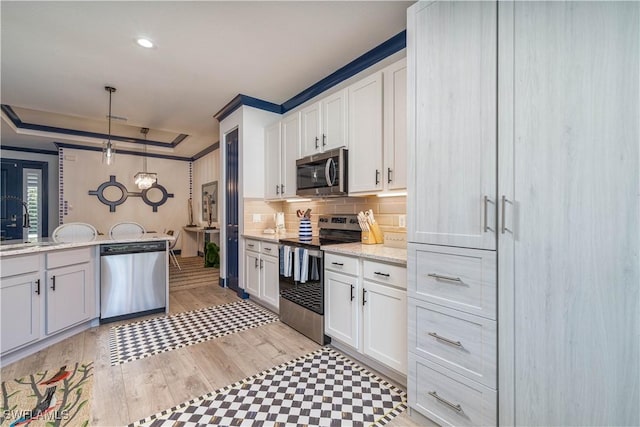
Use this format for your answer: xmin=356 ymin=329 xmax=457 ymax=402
xmin=278 ymin=214 xmax=361 ymax=344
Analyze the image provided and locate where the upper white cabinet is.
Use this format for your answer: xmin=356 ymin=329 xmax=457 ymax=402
xmin=407 ymin=1 xmax=497 ymax=250
xmin=383 ymin=59 xmax=407 ymax=191
xmin=264 ymin=112 xmax=299 ymax=200
xmin=348 ymin=72 xmax=384 ymax=194
xmin=300 ymin=89 xmax=348 ymax=158
xmin=349 ymin=59 xmax=407 ymax=195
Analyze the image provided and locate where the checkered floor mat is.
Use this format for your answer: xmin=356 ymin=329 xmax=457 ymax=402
xmin=109 ymin=301 xmax=279 ymax=365
xmin=130 ymin=347 xmax=407 ymax=427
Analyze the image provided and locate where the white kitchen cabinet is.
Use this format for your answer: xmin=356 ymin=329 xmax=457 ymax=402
xmin=407 ymin=0 xmax=497 ymax=250
xmin=362 ymin=280 xmax=406 ymax=374
xmin=45 ymin=248 xmax=94 ymax=335
xmin=243 ymin=238 xmax=279 ymax=312
xmin=265 ymin=113 xmax=299 ymax=200
xmin=348 ymin=72 xmax=383 ymax=194
xmin=0 ymin=255 xmax=42 ymax=354
xmin=408 ymin=1 xmax=639 ymax=426
xmin=300 ymin=90 xmax=348 ymax=158
xmin=497 ymin=2 xmax=639 ymax=425
xmin=348 ymin=58 xmax=407 ymax=195
xmin=324 ymin=269 xmax=359 ymax=349
xmin=382 ymin=58 xmax=407 ymax=191
xmin=325 ymin=252 xmax=407 ymax=374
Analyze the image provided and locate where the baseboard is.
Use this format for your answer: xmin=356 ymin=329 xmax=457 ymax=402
xmin=329 ymin=341 xmax=407 ymax=389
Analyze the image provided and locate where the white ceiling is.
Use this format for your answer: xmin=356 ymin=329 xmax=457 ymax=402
xmin=1 ymin=1 xmax=412 ymax=158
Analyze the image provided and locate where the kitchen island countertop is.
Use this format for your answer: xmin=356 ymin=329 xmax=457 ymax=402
xmin=321 ymin=242 xmax=407 ymax=266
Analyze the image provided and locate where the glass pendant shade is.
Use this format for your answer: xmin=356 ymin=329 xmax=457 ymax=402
xmin=135 ymin=127 xmax=157 ymax=189
xmin=102 ymin=140 xmax=116 ymax=165
xmin=134 ymin=172 xmax=157 ymax=189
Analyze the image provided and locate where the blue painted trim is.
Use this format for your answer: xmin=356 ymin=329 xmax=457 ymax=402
xmin=192 ymin=142 xmax=220 ymax=161
xmin=214 ymin=94 xmax=282 ymax=122
xmin=282 ymin=30 xmax=406 ymax=112
xmin=219 ymin=277 xmax=226 ymax=288
xmin=2 ymin=104 xmax=190 ymax=148
xmin=54 ymin=142 xmax=192 ymax=162
xmin=0 ymin=145 xmax=58 ymax=156
xmin=213 ymin=30 xmax=406 ymax=122
xmin=238 ymin=289 xmax=250 ymax=299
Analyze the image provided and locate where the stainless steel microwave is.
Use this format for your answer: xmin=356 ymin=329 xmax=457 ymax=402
xmin=296 ymin=148 xmax=348 ymax=197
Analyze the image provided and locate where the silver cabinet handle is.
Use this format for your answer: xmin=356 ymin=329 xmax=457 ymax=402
xmin=315 ymin=137 xmax=319 ymax=149
xmin=428 ymin=332 xmax=462 ymax=347
xmin=428 ymin=391 xmax=463 ymax=413
xmin=322 ymin=133 xmax=327 ymax=147
xmin=254 ymin=258 xmax=258 ymax=268
xmin=276 ymin=185 xmax=280 ymax=195
xmin=483 ymin=195 xmax=494 ymax=232
xmin=501 ymin=195 xmax=512 ymax=234
xmin=260 ymin=259 xmax=264 ymax=269
xmin=375 ymin=169 xmax=380 ymax=185
xmin=280 ymin=184 xmax=284 ymax=194
xmin=427 ymin=273 xmax=463 ymax=283
xmin=387 ymin=167 xmax=392 ymax=184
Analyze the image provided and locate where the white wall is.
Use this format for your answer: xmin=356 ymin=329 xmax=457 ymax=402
xmin=193 ymin=148 xmax=220 ymax=227
xmin=60 ymin=148 xmax=190 ymax=247
xmin=0 ymin=148 xmax=59 ymax=236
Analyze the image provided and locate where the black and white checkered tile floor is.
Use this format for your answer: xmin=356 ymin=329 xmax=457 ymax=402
xmin=131 ymin=347 xmax=407 ymax=427
xmin=109 ymin=300 xmax=279 ymax=365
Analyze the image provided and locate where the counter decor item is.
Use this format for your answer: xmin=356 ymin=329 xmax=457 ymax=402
xmin=186 ymin=198 xmax=196 ymax=227
xmin=358 ymin=210 xmax=383 ymax=244
xmin=202 ymin=181 xmax=218 ymax=229
xmin=298 ymin=208 xmax=312 ymax=241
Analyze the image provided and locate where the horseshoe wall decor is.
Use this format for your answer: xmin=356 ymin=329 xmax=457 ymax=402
xmin=88 ymin=175 xmax=174 ymax=212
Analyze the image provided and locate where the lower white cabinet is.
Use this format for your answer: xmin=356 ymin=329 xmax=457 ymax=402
xmin=45 ymin=263 xmax=92 ymax=335
xmin=0 ymin=270 xmax=41 ymax=354
xmin=325 ymin=270 xmax=359 ymax=348
xmin=325 ymin=252 xmax=407 ymax=374
xmin=244 ymin=239 xmax=279 ymax=312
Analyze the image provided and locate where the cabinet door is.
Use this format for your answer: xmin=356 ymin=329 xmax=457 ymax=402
xmin=46 ymin=264 xmax=90 ymax=335
xmin=383 ymin=59 xmax=407 ymax=191
xmin=498 ymin=2 xmax=639 ymax=426
xmin=244 ymin=251 xmax=260 ymax=296
xmin=264 ymin=121 xmax=282 ymax=200
xmin=407 ymin=1 xmax=497 ymax=250
xmin=348 ymin=72 xmax=383 ymax=194
xmin=322 ymin=89 xmax=348 ymax=152
xmin=281 ymin=112 xmax=300 ymax=198
xmin=260 ymin=255 xmax=279 ymax=310
xmin=1 ymin=272 xmax=41 ymax=354
xmin=300 ymin=102 xmax=321 ymax=157
xmin=324 ymin=270 xmax=359 ymax=349
xmin=362 ymin=281 xmax=407 ymax=374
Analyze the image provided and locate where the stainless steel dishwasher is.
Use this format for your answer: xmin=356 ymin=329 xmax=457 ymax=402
xmin=100 ymin=241 xmax=167 ymax=322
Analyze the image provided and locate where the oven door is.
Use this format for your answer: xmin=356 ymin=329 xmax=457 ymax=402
xmin=278 ymin=245 xmax=324 ymax=314
xmin=296 ymin=148 xmax=347 ymax=197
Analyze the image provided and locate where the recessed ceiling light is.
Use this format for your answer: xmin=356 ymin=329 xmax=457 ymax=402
xmin=136 ymin=38 xmax=154 ymax=49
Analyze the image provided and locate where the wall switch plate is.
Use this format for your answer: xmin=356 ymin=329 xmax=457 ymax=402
xmin=252 ymin=214 xmax=262 ymax=223
xmin=398 ymin=215 xmax=406 ymax=228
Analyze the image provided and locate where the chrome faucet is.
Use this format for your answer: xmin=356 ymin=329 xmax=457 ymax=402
xmin=1 ymin=195 xmax=31 ymax=229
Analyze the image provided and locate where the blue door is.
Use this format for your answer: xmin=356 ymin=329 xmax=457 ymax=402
xmin=225 ymin=129 xmax=246 ymax=297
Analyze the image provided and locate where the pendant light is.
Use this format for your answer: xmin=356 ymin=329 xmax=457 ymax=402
xmin=102 ymin=86 xmax=117 ymax=165
xmin=134 ymin=127 xmax=157 ymax=189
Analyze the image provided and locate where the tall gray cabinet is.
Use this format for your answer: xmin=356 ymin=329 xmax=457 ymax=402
xmin=407 ymin=1 xmax=639 ymax=426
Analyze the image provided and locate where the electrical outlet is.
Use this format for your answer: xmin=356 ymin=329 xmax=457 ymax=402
xmin=384 ymin=232 xmax=407 ymax=248
xmin=398 ymin=215 xmax=406 ymax=228
xmin=252 ymin=214 xmax=261 ymax=223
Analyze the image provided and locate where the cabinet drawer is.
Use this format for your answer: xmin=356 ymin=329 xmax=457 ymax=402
xmin=408 ymin=244 xmax=496 ymax=319
xmin=363 ymin=259 xmax=406 ymax=289
xmin=325 ymin=253 xmax=359 ymax=276
xmin=409 ymin=299 xmax=496 ymax=388
xmin=46 ymin=247 xmax=91 ymax=269
xmin=261 ymin=241 xmax=278 ymax=256
xmin=409 ymin=353 xmax=496 ymax=427
xmin=245 ymin=239 xmax=260 ymax=252
xmin=0 ymin=254 xmax=41 ymax=278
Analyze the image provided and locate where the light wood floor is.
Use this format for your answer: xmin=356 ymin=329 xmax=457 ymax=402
xmin=1 ymin=282 xmax=426 ymax=426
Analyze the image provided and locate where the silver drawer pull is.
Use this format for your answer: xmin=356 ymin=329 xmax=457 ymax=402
xmin=264 ymin=247 xmax=272 ymax=251
xmin=427 ymin=273 xmax=463 ymax=283
xmin=428 ymin=391 xmax=463 ymax=413
xmin=428 ymin=332 xmax=462 ymax=347
xmin=374 ymin=271 xmax=390 ymax=277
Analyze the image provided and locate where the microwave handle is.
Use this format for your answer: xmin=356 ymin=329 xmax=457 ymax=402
xmin=325 ymin=158 xmax=336 ymax=187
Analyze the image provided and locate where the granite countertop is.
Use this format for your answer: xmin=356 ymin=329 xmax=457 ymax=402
xmin=321 ymin=242 xmax=407 ymax=266
xmin=242 ymin=231 xmax=299 ymax=243
xmin=0 ymin=233 xmax=174 ymax=257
